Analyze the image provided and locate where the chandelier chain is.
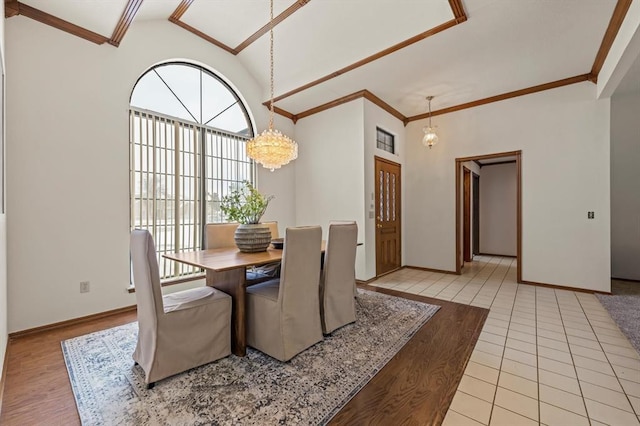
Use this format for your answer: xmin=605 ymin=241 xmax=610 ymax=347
xmin=269 ymin=0 xmax=274 ymax=130
xmin=246 ymin=0 xmax=298 ymax=171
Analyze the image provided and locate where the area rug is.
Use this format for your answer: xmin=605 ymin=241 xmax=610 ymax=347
xmin=596 ymin=293 xmax=640 ymax=354
xmin=62 ymin=289 xmax=440 ymax=425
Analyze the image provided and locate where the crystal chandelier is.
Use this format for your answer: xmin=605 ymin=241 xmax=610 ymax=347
xmin=246 ymin=0 xmax=298 ymax=171
xmin=422 ymin=96 xmax=439 ymax=149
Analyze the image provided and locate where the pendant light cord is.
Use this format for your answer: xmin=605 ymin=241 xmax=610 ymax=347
xmin=268 ymin=0 xmax=275 ymax=130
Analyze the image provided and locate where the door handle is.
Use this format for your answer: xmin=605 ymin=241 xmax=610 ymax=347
xmin=376 ymin=224 xmax=382 ymax=229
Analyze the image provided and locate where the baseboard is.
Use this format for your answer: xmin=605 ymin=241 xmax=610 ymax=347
xmin=478 ymin=253 xmax=517 ymax=258
xmin=356 ymin=277 xmax=377 ymax=285
xmin=611 ymin=277 xmax=640 ymax=284
xmin=373 ymin=267 xmax=404 ymax=280
xmin=404 ymin=265 xmax=458 ymax=275
xmin=521 ymin=280 xmax=610 ymax=295
xmin=0 ymin=342 xmax=8 ymax=418
xmin=9 ymin=305 xmax=137 ymax=340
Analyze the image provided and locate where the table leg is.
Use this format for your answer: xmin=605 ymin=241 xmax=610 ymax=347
xmin=206 ymin=268 xmax=247 ymax=356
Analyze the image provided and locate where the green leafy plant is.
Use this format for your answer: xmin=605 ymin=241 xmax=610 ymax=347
xmin=220 ymin=181 xmax=274 ymax=224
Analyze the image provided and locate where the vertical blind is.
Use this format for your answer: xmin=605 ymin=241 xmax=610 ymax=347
xmin=129 ymin=107 xmax=254 ymax=281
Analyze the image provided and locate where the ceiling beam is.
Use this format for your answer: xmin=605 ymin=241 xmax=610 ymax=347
xmin=109 ymin=0 xmax=144 ymax=47
xmin=4 ymin=1 xmax=109 ymax=45
xmin=448 ymin=0 xmax=467 ymax=24
xmin=168 ymin=19 xmax=237 ymax=55
xmin=405 ymin=74 xmax=592 ymax=122
xmin=269 ymin=17 xmax=464 ymax=104
xmin=168 ymin=0 xmax=193 ymax=21
xmin=234 ymin=0 xmax=311 ymax=53
xmin=168 ymin=0 xmax=237 ymax=54
xmin=589 ymin=0 xmax=634 ymax=82
xmin=5 ymin=0 xmax=19 ymax=17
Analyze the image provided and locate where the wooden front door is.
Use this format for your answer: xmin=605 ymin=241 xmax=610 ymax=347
xmin=375 ymin=157 xmax=401 ymax=276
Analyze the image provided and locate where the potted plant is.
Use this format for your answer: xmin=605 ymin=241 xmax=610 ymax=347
xmin=220 ymin=181 xmax=275 ymax=252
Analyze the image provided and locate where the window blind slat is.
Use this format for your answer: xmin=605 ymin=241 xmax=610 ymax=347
xmin=129 ymin=109 xmax=254 ymax=282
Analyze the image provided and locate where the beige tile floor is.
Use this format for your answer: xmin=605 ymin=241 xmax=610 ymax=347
xmin=369 ymin=255 xmax=640 ymax=426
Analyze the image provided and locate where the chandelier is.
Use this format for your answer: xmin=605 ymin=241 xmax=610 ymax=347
xmin=246 ymin=0 xmax=298 ymax=171
xmin=422 ymin=96 xmax=439 ymax=149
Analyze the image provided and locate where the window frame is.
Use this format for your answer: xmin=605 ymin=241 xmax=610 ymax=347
xmin=129 ymin=62 xmax=256 ymax=284
xmin=376 ymin=127 xmax=395 ymax=154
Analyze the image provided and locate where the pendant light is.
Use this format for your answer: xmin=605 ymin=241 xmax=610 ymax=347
xmin=422 ymin=96 xmax=439 ymax=149
xmin=246 ymin=0 xmax=298 ymax=171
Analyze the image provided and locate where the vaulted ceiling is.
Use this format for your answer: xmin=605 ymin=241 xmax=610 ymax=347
xmin=5 ymin=0 xmax=634 ymax=123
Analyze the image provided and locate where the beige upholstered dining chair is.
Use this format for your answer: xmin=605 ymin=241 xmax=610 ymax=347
xmin=205 ymin=222 xmax=281 ymax=284
xmin=130 ymin=229 xmax=232 ymax=388
xmin=246 ymin=226 xmax=324 ymax=361
xmin=320 ymin=221 xmax=358 ymax=334
xmin=204 ymin=222 xmax=239 ymax=249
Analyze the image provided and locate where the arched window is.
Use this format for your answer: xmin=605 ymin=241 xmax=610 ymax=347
xmin=129 ymin=62 xmax=255 ymax=281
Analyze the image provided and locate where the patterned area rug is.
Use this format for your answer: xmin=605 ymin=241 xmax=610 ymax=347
xmin=62 ymin=289 xmax=440 ymax=425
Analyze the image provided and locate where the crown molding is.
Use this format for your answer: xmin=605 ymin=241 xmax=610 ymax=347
xmin=272 ymin=74 xmax=592 ymax=124
xmin=406 ymin=74 xmax=591 ymax=122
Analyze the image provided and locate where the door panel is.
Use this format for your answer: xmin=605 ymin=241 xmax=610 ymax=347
xmin=375 ymin=157 xmax=401 ymax=276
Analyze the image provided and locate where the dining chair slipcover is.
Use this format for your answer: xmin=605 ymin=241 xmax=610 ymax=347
xmin=130 ymin=229 xmax=231 ymax=387
xmin=205 ymin=222 xmax=281 ymax=283
xmin=246 ymin=226 xmax=324 ymax=361
xmin=320 ymin=221 xmax=358 ymax=334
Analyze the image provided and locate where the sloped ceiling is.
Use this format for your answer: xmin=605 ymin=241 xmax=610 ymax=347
xmin=5 ymin=0 xmax=633 ymax=122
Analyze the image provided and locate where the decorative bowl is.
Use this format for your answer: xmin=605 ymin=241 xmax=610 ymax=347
xmin=271 ymin=238 xmax=284 ymax=249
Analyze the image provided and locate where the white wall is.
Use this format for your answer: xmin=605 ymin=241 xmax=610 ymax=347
xmin=363 ymin=99 xmax=406 ymax=280
xmin=611 ymin=90 xmax=640 ymax=280
xmin=5 ymin=17 xmax=295 ymax=332
xmin=294 ymin=100 xmax=367 ymax=278
xmin=479 ymin=163 xmax=517 ymax=256
xmin=293 ymin=98 xmax=406 ymax=281
xmin=406 ymin=82 xmax=611 ymax=292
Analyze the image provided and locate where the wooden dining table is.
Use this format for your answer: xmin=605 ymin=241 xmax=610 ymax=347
xmin=163 ymin=242 xmax=325 ymax=356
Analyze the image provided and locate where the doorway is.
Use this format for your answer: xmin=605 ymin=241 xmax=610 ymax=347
xmin=455 ymin=151 xmax=522 ymax=283
xmin=375 ymin=156 xmax=402 ymax=276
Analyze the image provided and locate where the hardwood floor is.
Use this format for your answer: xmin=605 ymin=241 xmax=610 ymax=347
xmin=331 ymin=286 xmax=488 ymax=426
xmin=0 ymin=311 xmax=137 ymax=425
xmin=0 ymin=286 xmax=487 ymax=425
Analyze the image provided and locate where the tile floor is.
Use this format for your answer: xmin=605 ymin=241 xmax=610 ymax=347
xmin=369 ymin=256 xmax=640 ymax=426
